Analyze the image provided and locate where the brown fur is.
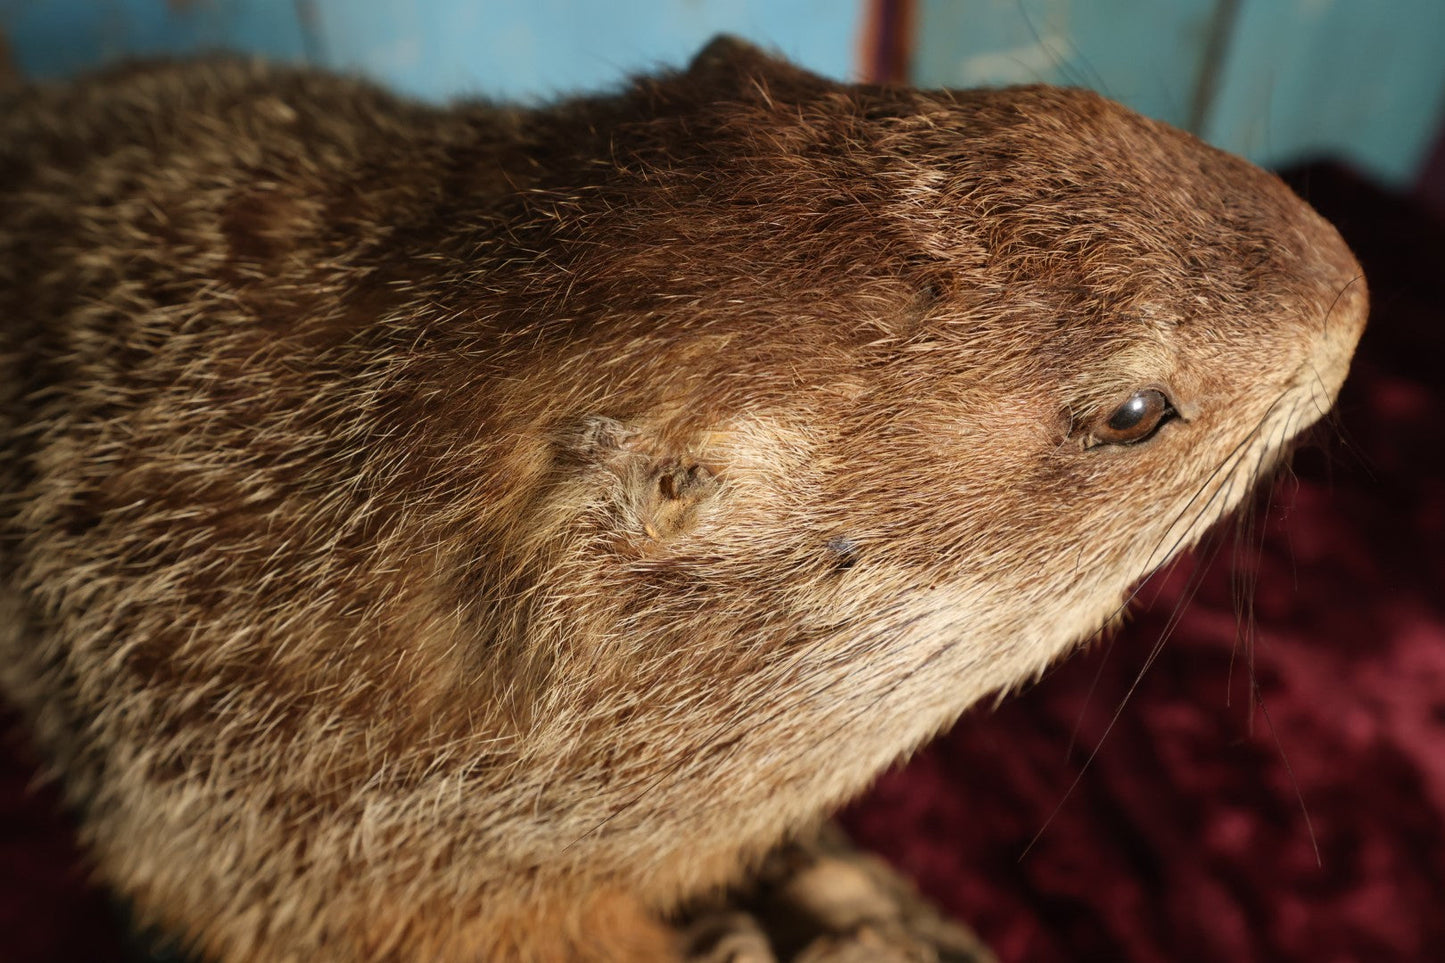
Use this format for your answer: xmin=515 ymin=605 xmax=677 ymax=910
xmin=0 ymin=36 xmax=1365 ymax=962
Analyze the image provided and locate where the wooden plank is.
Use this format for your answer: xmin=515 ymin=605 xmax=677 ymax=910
xmin=911 ymin=0 xmax=1445 ymax=186
xmin=302 ymin=0 xmax=867 ymax=102
xmin=0 ymin=0 xmax=308 ymax=80
xmin=912 ymin=0 xmax=1223 ymax=130
xmin=1204 ymin=0 xmax=1445 ymax=184
xmin=6 ymin=1 xmax=1438 ymax=185
xmin=0 ymin=1 xmax=867 ymax=101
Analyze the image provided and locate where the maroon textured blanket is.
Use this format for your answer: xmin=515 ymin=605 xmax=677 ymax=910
xmin=3 ymin=164 xmax=1441 ymax=962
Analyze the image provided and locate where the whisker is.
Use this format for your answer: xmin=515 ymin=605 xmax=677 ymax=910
xmin=1065 ymin=622 xmax=1120 ymax=761
xmin=795 ymin=440 xmax=1267 ymax=832
xmin=1253 ymin=676 xmax=1322 ymax=867
xmin=1020 ymin=538 xmax=1220 ymax=860
xmin=1138 ymin=388 xmax=1295 ymax=575
xmin=1016 ymin=0 xmax=1112 ymax=96
xmin=1066 ymin=548 xmax=1191 ymax=760
xmin=1231 ymin=440 xmax=1277 ymax=722
xmin=1023 ymin=387 xmax=1304 ymax=856
xmin=1323 ymin=274 xmax=1367 ymax=339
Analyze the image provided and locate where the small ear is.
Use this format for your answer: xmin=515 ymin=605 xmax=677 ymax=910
xmin=635 ymin=461 xmax=720 ymax=543
xmin=686 ymin=34 xmax=828 ymax=88
xmin=555 ymin=415 xmax=722 ymax=546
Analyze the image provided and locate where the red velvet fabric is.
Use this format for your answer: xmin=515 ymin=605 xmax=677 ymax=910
xmin=2 ymin=164 xmax=1441 ymax=962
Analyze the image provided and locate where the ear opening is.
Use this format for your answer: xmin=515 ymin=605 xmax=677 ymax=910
xmin=557 ymin=416 xmax=722 ymax=548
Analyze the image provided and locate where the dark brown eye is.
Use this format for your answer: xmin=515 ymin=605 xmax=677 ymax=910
xmin=1091 ymin=388 xmax=1175 ymax=445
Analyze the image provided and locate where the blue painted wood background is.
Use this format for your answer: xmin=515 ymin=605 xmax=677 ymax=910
xmin=0 ymin=1 xmax=1442 ymax=186
xmin=913 ymin=0 xmax=1445 ymax=187
xmin=0 ymin=1 xmax=864 ymax=101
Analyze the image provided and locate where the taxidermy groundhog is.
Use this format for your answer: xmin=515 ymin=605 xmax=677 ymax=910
xmin=0 ymin=35 xmax=1366 ymax=963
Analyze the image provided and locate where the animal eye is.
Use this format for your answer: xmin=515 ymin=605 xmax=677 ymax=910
xmin=1091 ymin=388 xmax=1175 ymax=445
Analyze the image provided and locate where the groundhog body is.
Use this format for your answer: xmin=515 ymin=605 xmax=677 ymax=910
xmin=0 ymin=38 xmax=1365 ymax=962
